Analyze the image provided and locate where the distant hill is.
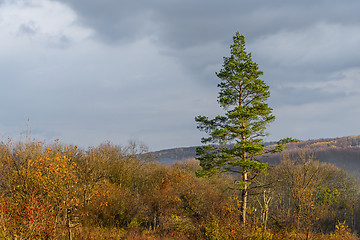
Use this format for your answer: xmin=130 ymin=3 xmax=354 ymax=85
xmin=265 ymin=135 xmax=360 ymax=175
xmin=151 ymin=146 xmax=198 ymax=164
xmin=151 ymin=135 xmax=360 ymax=175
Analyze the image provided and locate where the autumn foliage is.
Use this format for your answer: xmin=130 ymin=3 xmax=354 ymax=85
xmin=0 ymin=139 xmax=359 ymax=239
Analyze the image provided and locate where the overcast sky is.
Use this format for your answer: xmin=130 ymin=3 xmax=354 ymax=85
xmin=1 ymin=0 xmax=360 ymax=151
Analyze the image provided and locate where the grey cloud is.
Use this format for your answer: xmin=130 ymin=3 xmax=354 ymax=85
xmin=49 ymin=0 xmax=159 ymax=44
xmin=252 ymin=22 xmax=360 ymax=72
xmin=270 ymin=86 xmax=346 ymax=107
xmin=269 ymin=93 xmax=360 ymax=141
xmin=50 ymin=0 xmax=360 ymax=86
xmin=18 ymin=22 xmax=38 ymax=36
xmin=46 ymin=35 xmax=72 ymax=49
xmin=3 ymin=0 xmax=360 ymax=150
xmin=263 ymin=66 xmax=358 ymax=107
xmin=51 ymin=0 xmax=360 ymax=47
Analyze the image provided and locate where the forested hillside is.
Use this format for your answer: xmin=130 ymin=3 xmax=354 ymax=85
xmin=264 ymin=135 xmax=360 ymax=175
xmin=152 ymin=146 xmax=197 ymax=164
xmin=153 ymin=135 xmax=360 ymax=175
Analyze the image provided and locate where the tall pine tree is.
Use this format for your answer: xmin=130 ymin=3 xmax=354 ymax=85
xmin=195 ymin=32 xmax=286 ymax=225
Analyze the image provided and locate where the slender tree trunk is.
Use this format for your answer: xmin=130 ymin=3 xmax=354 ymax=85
xmin=239 ymin=118 xmax=248 ymax=227
xmin=261 ymin=190 xmax=272 ymax=232
xmin=241 ymin=171 xmax=248 ymax=226
xmin=240 ymin=120 xmax=248 ymax=227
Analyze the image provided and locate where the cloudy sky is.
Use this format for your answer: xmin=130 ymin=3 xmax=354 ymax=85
xmin=1 ymin=0 xmax=360 ymax=151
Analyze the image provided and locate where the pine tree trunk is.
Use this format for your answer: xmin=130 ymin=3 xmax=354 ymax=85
xmin=241 ymin=171 xmax=248 ymax=226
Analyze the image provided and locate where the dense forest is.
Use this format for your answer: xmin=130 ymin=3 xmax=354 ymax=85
xmin=0 ymin=139 xmax=359 ymax=239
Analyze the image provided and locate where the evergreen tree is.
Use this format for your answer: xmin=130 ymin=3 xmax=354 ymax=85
xmin=195 ymin=32 xmax=287 ymax=225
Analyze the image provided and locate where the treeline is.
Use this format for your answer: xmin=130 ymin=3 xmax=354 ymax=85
xmin=153 ymin=146 xmax=197 ymax=164
xmin=263 ymin=135 xmax=360 ymax=175
xmin=283 ymin=135 xmax=360 ymax=150
xmin=0 ymin=140 xmax=360 ymax=239
xmin=153 ymin=135 xmax=360 ymax=175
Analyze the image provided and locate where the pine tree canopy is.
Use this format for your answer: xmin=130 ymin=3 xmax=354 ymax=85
xmin=195 ymin=32 xmax=275 ymax=177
